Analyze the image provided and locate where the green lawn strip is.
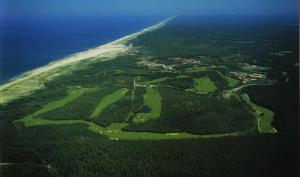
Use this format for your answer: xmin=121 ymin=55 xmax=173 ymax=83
xmin=176 ymin=75 xmax=190 ymax=79
xmin=210 ymin=65 xmax=227 ymax=69
xmin=218 ymin=71 xmax=239 ymax=88
xmin=132 ymin=86 xmax=162 ymax=123
xmin=17 ymin=118 xmax=88 ymax=127
xmin=225 ymin=76 xmax=239 ymax=88
xmin=141 ymin=77 xmax=169 ymax=85
xmin=14 ymin=86 xmax=243 ymax=140
xmin=90 ymin=88 xmax=129 ymax=119
xmin=87 ymin=122 xmax=197 ymax=140
xmin=15 ymin=114 xmax=241 ymax=140
xmin=90 ymin=123 xmax=241 ymax=140
xmin=187 ymin=76 xmax=217 ymax=93
xmin=14 ymin=87 xmax=94 ymax=126
xmin=33 ymin=88 xmax=87 ymax=116
xmin=241 ymin=94 xmax=276 ymax=133
xmin=185 ymin=66 xmax=227 ymax=73
xmin=106 ymin=131 xmax=198 ymax=140
xmin=14 ymin=87 xmax=91 ymax=126
xmin=185 ymin=66 xmax=209 ymax=73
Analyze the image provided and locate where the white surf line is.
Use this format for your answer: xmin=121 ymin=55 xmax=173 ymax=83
xmin=0 ymin=16 xmax=175 ymax=105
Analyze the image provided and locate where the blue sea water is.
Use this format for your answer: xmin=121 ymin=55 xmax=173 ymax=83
xmin=0 ymin=15 xmax=165 ymax=83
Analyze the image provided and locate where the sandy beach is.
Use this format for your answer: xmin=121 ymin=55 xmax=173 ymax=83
xmin=0 ymin=17 xmax=174 ymax=105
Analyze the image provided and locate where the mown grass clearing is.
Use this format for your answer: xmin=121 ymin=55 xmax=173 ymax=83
xmin=90 ymin=88 xmax=129 ymax=119
xmin=224 ymin=76 xmax=239 ymax=88
xmin=176 ymin=75 xmax=190 ymax=79
xmin=92 ymin=122 xmax=240 ymax=140
xmin=142 ymin=77 xmax=169 ymax=85
xmin=185 ymin=66 xmax=209 ymax=73
xmin=218 ymin=72 xmax=239 ymax=88
xmin=32 ymin=87 xmax=89 ymax=116
xmin=185 ymin=66 xmax=227 ymax=73
xmin=13 ymin=87 xmax=93 ymax=126
xmin=241 ymin=94 xmax=276 ymax=133
xmin=187 ymin=76 xmax=217 ymax=93
xmin=14 ymin=86 xmax=244 ymax=140
xmin=132 ymin=86 xmax=161 ymax=123
xmin=13 ymin=87 xmax=95 ymax=128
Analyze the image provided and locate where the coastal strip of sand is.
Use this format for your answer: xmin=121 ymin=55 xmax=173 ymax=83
xmin=0 ymin=17 xmax=175 ymax=105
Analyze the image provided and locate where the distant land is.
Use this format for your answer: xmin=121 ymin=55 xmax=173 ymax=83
xmin=0 ymin=15 xmax=166 ymax=83
xmin=0 ymin=15 xmax=298 ymax=177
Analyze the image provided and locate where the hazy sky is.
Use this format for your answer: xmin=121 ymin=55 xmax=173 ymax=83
xmin=1 ymin=0 xmax=298 ymax=17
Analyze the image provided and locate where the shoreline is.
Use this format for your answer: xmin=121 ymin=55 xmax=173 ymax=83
xmin=0 ymin=16 xmax=175 ymax=105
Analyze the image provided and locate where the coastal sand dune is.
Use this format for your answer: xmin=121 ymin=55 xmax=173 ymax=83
xmin=0 ymin=17 xmax=174 ymax=105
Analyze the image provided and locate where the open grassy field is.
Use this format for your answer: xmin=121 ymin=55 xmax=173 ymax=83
xmin=188 ymin=76 xmax=217 ymax=93
xmin=241 ymin=94 xmax=276 ymax=133
xmin=12 ymin=88 xmax=186 ymax=139
xmin=13 ymin=87 xmax=92 ymax=126
xmin=15 ymin=113 xmax=198 ymax=140
xmin=133 ymin=86 xmax=162 ymax=123
xmin=185 ymin=66 xmax=209 ymax=73
xmin=13 ymin=84 xmax=242 ymax=140
xmin=90 ymin=88 xmax=129 ymax=119
xmin=224 ymin=75 xmax=239 ymax=88
xmin=218 ymin=72 xmax=239 ymax=88
xmin=185 ymin=66 xmax=227 ymax=73
xmin=142 ymin=77 xmax=170 ymax=85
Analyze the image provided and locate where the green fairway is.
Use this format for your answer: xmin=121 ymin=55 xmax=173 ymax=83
xmin=90 ymin=88 xmax=129 ymax=119
xmin=224 ymin=76 xmax=239 ymax=88
xmin=241 ymin=94 xmax=276 ymax=133
xmin=133 ymin=86 xmax=162 ymax=123
xmin=218 ymin=72 xmax=239 ymax=88
xmin=91 ymin=122 xmax=199 ymax=140
xmin=188 ymin=76 xmax=217 ymax=93
xmin=13 ymin=87 xmax=93 ymax=127
xmin=13 ymin=87 xmax=91 ymax=126
xmin=142 ymin=77 xmax=169 ymax=85
xmin=32 ymin=88 xmax=87 ymax=116
xmin=176 ymin=75 xmax=190 ymax=79
xmin=15 ymin=115 xmax=239 ymax=140
xmin=185 ymin=66 xmax=209 ymax=73
xmin=13 ymin=86 xmax=244 ymax=140
xmin=103 ymin=128 xmax=241 ymax=140
xmin=185 ymin=66 xmax=227 ymax=73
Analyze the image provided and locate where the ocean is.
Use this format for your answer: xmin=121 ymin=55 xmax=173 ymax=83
xmin=0 ymin=15 xmax=165 ymax=83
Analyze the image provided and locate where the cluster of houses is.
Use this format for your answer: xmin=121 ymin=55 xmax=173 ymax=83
xmin=137 ymin=59 xmax=174 ymax=70
xmin=229 ymin=71 xmax=266 ymax=84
